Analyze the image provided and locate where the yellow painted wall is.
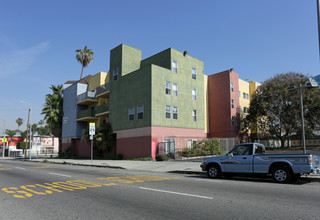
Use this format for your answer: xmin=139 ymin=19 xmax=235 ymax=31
xmin=87 ymin=72 xmax=108 ymax=91
xmin=238 ymin=79 xmax=250 ymax=111
xmin=249 ymin=81 xmax=261 ymax=100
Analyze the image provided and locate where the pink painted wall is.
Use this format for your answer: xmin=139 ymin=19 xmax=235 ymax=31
xmin=62 ymin=138 xmax=90 ymax=157
xmin=208 ymin=69 xmax=240 ymax=138
xmin=116 ymin=126 xmax=206 ymax=159
xmin=117 ymin=136 xmax=151 ymax=159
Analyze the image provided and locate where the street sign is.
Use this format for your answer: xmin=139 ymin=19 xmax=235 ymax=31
xmin=89 ymin=123 xmax=95 ymax=135
xmin=2 ymin=137 xmax=7 ymax=143
xmin=33 ymin=137 xmax=41 ymax=145
xmin=310 ymin=74 xmax=320 ymax=87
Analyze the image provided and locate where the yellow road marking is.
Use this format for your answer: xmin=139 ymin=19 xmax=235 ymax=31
xmin=0 ymin=168 xmax=12 ymax=171
xmin=97 ymin=175 xmax=179 ymax=184
xmin=1 ymin=180 xmax=117 ymax=199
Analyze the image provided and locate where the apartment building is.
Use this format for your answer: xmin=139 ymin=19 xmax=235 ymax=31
xmin=207 ymin=69 xmax=260 ymax=138
xmin=62 ymin=44 xmax=207 ymax=159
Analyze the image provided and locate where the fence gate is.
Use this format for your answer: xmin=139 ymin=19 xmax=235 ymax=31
xmin=158 ymin=139 xmax=175 ymax=159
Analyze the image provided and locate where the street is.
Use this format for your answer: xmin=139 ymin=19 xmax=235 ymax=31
xmin=1 ymin=160 xmax=320 ymax=220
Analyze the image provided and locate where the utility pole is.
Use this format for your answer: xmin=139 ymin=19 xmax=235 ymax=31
xmin=26 ymin=109 xmax=30 ymax=159
xmin=317 ymin=0 xmax=320 ymax=59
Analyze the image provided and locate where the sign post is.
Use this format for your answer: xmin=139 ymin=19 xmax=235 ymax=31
xmin=89 ymin=123 xmax=95 ymax=162
xmin=2 ymin=137 xmax=7 ymax=158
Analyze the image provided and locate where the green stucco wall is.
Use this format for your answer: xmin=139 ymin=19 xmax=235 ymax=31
xmin=151 ymin=49 xmax=205 ymax=129
xmin=109 ymin=66 xmax=152 ymax=131
xmin=109 ymin=45 xmax=205 ymax=131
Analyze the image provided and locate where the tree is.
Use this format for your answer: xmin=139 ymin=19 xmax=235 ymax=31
xmin=16 ymin=118 xmax=23 ymax=130
xmin=42 ymin=85 xmax=63 ymax=153
xmin=75 ymin=46 xmax=94 ymax=79
xmin=5 ymin=129 xmax=17 ymax=146
xmin=83 ymin=122 xmax=115 ymax=158
xmin=247 ymin=72 xmax=320 ymax=147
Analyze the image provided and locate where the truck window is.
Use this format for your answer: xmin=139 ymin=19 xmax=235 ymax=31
xmin=230 ymin=144 xmax=252 ymax=155
xmin=254 ymin=145 xmax=266 ymax=155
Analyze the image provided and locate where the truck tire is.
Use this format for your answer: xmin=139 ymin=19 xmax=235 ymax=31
xmin=207 ymin=164 xmax=221 ymax=179
xmin=272 ymin=166 xmax=292 ymax=183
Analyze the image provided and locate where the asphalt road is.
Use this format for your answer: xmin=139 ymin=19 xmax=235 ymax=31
xmin=0 ymin=160 xmax=319 ymax=220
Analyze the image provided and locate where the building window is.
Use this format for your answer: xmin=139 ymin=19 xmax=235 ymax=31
xmin=166 ymin=105 xmax=171 ymax=119
xmin=172 ymin=83 xmax=178 ymax=96
xmin=137 ymin=105 xmax=144 ymax=119
xmin=128 ymin=107 xmax=134 ymax=121
xmin=231 ymin=99 xmax=234 ymax=108
xmin=232 ymin=116 xmax=235 ymax=126
xmin=192 ymin=67 xmax=196 ymax=79
xmin=239 ymin=106 xmax=242 ymax=112
xmin=187 ymin=139 xmax=197 ymax=149
xmin=165 ymin=81 xmax=171 ymax=95
xmin=172 ymin=60 xmax=178 ymax=73
xmin=192 ymin=110 xmax=197 ymax=122
xmin=113 ymin=68 xmax=118 ymax=81
xmin=173 ymin=106 xmax=178 ymax=120
xmin=192 ymin=89 xmax=197 ymax=100
xmin=239 ymin=91 xmax=241 ymax=97
xmin=243 ymin=92 xmax=249 ymax=100
xmin=231 ymin=82 xmax=234 ymax=92
xmin=243 ymin=107 xmax=248 ymax=113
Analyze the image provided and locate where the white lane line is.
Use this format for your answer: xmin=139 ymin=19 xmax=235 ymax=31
xmin=49 ymin=172 xmax=72 ymax=178
xmin=139 ymin=187 xmax=213 ymax=200
xmin=15 ymin=167 xmax=26 ymax=170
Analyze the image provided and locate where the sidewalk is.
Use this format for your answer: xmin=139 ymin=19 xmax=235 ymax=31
xmin=20 ymin=157 xmax=320 ymax=182
xmin=2 ymin=157 xmax=320 ymax=182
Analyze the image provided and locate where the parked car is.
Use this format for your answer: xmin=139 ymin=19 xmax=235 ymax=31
xmin=200 ymin=143 xmax=320 ymax=183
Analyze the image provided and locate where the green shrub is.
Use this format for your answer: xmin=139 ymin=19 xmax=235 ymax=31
xmin=16 ymin=142 xmax=29 ymax=150
xmin=177 ymin=138 xmax=221 ymax=157
xmin=156 ymin=154 xmax=170 ymax=161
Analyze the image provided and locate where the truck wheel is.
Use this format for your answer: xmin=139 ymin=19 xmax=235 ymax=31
xmin=207 ymin=165 xmax=221 ymax=179
xmin=272 ymin=167 xmax=292 ymax=183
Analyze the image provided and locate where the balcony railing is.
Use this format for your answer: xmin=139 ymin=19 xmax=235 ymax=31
xmin=77 ymin=109 xmax=96 ymax=120
xmin=77 ymin=90 xmax=98 ymax=104
xmin=96 ymin=83 xmax=110 ymax=97
xmin=95 ymin=103 xmax=109 ymax=116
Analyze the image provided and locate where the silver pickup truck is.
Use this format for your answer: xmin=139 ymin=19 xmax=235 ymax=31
xmin=200 ymin=143 xmax=320 ymax=183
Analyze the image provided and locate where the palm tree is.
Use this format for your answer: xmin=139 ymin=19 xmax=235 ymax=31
xmin=75 ymin=46 xmax=94 ymax=79
xmin=5 ymin=129 xmax=17 ymax=146
xmin=42 ymin=84 xmax=63 ymax=154
xmin=16 ymin=118 xmax=23 ymax=130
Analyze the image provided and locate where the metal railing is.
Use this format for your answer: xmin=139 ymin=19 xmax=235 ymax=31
xmin=77 ymin=109 xmax=96 ymax=119
xmin=96 ymin=83 xmax=110 ymax=96
xmin=77 ymin=90 xmax=97 ymax=103
xmin=95 ymin=103 xmax=109 ymax=115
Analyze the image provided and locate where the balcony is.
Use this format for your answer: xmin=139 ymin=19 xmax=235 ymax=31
xmin=95 ymin=103 xmax=109 ymax=117
xmin=96 ymin=83 xmax=110 ymax=98
xmin=77 ymin=91 xmax=98 ymax=105
xmin=77 ymin=109 xmax=97 ymax=122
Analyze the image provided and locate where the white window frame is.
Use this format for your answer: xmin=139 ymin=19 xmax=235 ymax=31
xmin=243 ymin=107 xmax=248 ymax=114
xmin=172 ymin=83 xmax=178 ymax=96
xmin=192 ymin=67 xmax=196 ymax=79
xmin=128 ymin=107 xmax=134 ymax=121
xmin=165 ymin=81 xmax=171 ymax=95
xmin=172 ymin=60 xmax=178 ymax=73
xmin=173 ymin=106 xmax=178 ymax=120
xmin=192 ymin=89 xmax=197 ymax=100
xmin=192 ymin=110 xmax=197 ymax=122
xmin=113 ymin=68 xmax=119 ymax=81
xmin=166 ymin=105 xmax=171 ymax=119
xmin=137 ymin=105 xmax=144 ymax=119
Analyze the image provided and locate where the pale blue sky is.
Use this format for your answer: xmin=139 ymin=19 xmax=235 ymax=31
xmin=0 ymin=0 xmax=319 ymax=134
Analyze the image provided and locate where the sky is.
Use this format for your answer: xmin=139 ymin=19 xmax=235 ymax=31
xmin=0 ymin=0 xmax=319 ymax=135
